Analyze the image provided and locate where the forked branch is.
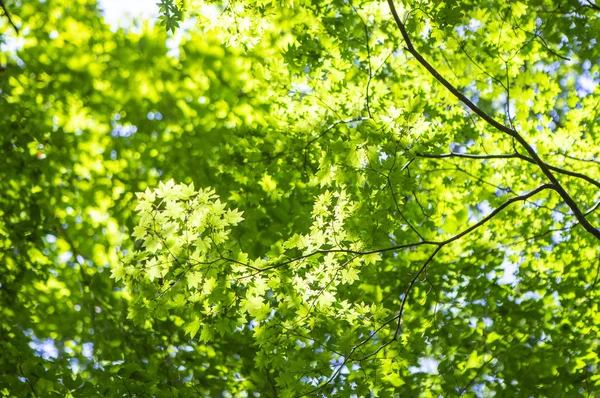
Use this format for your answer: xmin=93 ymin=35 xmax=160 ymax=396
xmin=386 ymin=0 xmax=600 ymax=240
xmin=416 ymin=152 xmax=600 ymax=191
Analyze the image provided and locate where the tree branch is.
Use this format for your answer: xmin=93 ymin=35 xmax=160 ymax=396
xmin=18 ymin=364 xmax=39 ymax=398
xmin=386 ymin=0 xmax=600 ymax=241
xmin=416 ymin=152 xmax=600 ymax=190
xmin=287 ymin=183 xmax=553 ymax=396
xmin=441 ymin=184 xmax=556 ymax=245
xmin=393 ymin=245 xmax=441 ymax=340
xmin=391 ymin=184 xmax=554 ymax=343
xmin=0 ymin=0 xmax=18 ymax=34
xmin=585 ymin=0 xmax=600 ymax=11
xmin=241 ymin=184 xmax=556 ymax=281
xmin=586 ymin=199 xmax=600 ymax=217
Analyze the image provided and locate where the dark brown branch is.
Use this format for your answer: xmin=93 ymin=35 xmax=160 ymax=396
xmin=416 ymin=152 xmax=600 ymax=190
xmin=441 ymin=184 xmax=555 ymax=245
xmin=243 ymin=184 xmax=556 ymax=280
xmin=239 ymin=240 xmax=435 ymax=279
xmin=0 ymin=0 xmax=18 ymax=34
xmin=18 ymin=364 xmax=39 ymax=398
xmin=392 ymin=184 xmax=554 ymax=340
xmin=393 ymin=245 xmax=441 ymax=339
xmin=387 ymin=145 xmax=424 ymax=240
xmin=586 ymin=199 xmax=600 ymax=217
xmin=556 ymin=152 xmax=600 ymax=165
xmin=417 ymin=152 xmax=517 ymax=160
xmin=386 ymin=0 xmax=600 ymax=241
xmin=585 ymin=0 xmax=600 ymax=11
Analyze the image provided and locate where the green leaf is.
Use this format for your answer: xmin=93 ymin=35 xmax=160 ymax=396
xmin=184 ymin=318 xmax=202 ymax=338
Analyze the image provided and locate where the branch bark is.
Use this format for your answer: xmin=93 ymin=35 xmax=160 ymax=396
xmin=0 ymin=0 xmax=18 ymax=34
xmin=386 ymin=0 xmax=600 ymax=241
xmin=416 ymin=152 xmax=600 ymax=191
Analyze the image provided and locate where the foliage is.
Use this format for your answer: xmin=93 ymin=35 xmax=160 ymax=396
xmin=1 ymin=0 xmax=600 ymax=396
xmin=157 ymin=0 xmax=184 ymax=33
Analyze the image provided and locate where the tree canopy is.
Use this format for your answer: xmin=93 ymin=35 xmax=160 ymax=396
xmin=1 ymin=0 xmax=600 ymax=396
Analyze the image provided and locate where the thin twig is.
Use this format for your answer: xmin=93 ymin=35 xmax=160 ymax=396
xmin=416 ymin=151 xmax=600 ymax=190
xmin=393 ymin=245 xmax=441 ymax=339
xmin=18 ymin=363 xmax=39 ymax=398
xmin=0 ymin=0 xmax=18 ymax=34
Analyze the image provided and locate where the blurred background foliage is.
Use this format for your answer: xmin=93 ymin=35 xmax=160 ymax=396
xmin=0 ymin=0 xmax=599 ymax=396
